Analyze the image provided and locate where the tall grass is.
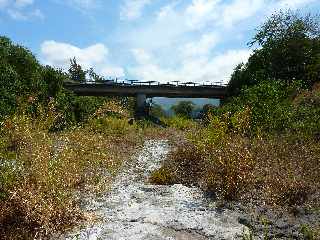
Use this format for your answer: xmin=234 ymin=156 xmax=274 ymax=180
xmin=151 ymin=105 xmax=320 ymax=206
xmin=0 ymin=101 xmax=141 ymax=238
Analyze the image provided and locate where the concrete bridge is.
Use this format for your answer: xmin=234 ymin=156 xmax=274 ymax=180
xmin=64 ymin=82 xmax=227 ymax=117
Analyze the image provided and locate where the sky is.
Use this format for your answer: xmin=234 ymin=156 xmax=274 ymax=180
xmin=1 ymin=0 xmax=320 ymax=84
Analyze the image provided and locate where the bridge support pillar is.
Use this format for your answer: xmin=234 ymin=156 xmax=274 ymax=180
xmin=135 ymin=93 xmax=147 ymax=119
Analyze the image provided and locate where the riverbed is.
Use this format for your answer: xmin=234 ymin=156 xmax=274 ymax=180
xmin=62 ymin=140 xmax=247 ymax=240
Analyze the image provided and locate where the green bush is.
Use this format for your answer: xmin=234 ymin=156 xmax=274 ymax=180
xmin=163 ymin=116 xmax=197 ymax=130
xmin=222 ymin=81 xmax=303 ymax=135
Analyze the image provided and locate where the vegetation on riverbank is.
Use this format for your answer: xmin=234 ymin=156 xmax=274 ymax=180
xmin=0 ymin=99 xmax=147 ymax=238
xmin=150 ymin=11 xmax=320 ymax=239
xmin=0 ymin=36 xmax=159 ymax=238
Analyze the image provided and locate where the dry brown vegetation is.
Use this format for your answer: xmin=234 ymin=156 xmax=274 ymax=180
xmin=0 ymin=101 xmax=145 ymax=239
xmin=150 ymin=114 xmax=320 ymax=208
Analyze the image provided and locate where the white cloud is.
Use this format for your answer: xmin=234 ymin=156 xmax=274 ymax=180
xmin=7 ymin=8 xmax=26 ymax=19
xmin=221 ymin=0 xmax=265 ymax=28
xmin=100 ymin=66 xmax=125 ymax=78
xmin=120 ymin=0 xmax=151 ymax=21
xmin=8 ymin=7 xmax=43 ymax=20
xmin=131 ymin=48 xmax=152 ymax=64
xmin=122 ymin=0 xmax=317 ymax=84
xmin=124 ymin=0 xmax=267 ymax=51
xmin=185 ymin=0 xmax=221 ymax=29
xmin=277 ymin=0 xmax=317 ymax=8
xmin=181 ymin=33 xmax=219 ymax=58
xmin=129 ymin=48 xmax=251 ymax=84
xmin=41 ymin=40 xmax=125 ymax=78
xmin=0 ymin=0 xmax=43 ymax=20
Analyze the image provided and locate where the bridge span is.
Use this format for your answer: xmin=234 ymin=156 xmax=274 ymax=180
xmin=64 ymin=82 xmax=227 ymax=117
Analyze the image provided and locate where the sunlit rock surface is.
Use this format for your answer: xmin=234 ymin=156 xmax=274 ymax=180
xmin=62 ymin=140 xmax=247 ymax=240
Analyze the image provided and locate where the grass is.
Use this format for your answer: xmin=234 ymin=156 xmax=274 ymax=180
xmin=162 ymin=116 xmax=198 ymax=131
xmin=151 ymin=106 xmax=320 ymax=206
xmin=0 ymin=101 xmax=143 ymax=239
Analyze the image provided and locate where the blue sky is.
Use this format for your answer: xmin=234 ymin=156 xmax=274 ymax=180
xmin=1 ymin=0 xmax=320 ymax=84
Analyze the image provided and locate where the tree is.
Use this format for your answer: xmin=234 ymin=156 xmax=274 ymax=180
xmin=171 ymin=101 xmax=195 ymax=118
xmin=68 ymin=57 xmax=86 ymax=83
xmin=150 ymin=103 xmax=166 ymax=118
xmin=0 ymin=36 xmax=44 ymax=119
xmin=227 ymin=11 xmax=320 ymax=97
xmin=88 ymin=67 xmax=105 ymax=83
xmin=199 ymin=104 xmax=216 ymax=120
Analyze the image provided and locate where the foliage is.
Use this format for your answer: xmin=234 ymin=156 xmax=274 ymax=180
xmin=198 ymin=104 xmax=217 ymax=122
xmin=163 ymin=116 xmax=197 ymax=131
xmin=0 ymin=36 xmax=43 ymax=120
xmin=0 ymin=102 xmax=141 ymax=238
xmin=0 ymin=36 xmax=132 ymax=129
xmin=223 ymin=80 xmax=320 ymax=137
xmin=171 ymin=101 xmax=195 ymax=118
xmin=227 ymin=11 xmax=320 ymax=96
xmin=68 ymin=57 xmax=86 ymax=83
xmin=149 ymin=166 xmax=175 ymax=185
xmin=223 ymin=80 xmax=296 ymax=134
xmin=300 ymin=224 xmax=320 ymax=240
xmin=153 ymin=101 xmax=320 ymax=205
xmin=291 ymin=83 xmax=320 ymax=138
xmin=150 ymin=103 xmax=166 ymax=118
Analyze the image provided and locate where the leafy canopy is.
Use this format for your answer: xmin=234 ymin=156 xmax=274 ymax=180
xmin=171 ymin=101 xmax=195 ymax=118
xmin=227 ymin=11 xmax=320 ymax=97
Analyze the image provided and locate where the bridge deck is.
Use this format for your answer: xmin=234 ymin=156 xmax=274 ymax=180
xmin=64 ymin=83 xmax=226 ymax=99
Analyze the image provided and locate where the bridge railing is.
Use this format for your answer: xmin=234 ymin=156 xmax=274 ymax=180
xmin=65 ymin=79 xmax=227 ymax=88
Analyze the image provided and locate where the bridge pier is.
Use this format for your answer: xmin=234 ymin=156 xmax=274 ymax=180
xmin=135 ymin=93 xmax=148 ymax=119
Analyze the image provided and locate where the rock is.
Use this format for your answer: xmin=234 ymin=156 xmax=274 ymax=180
xmin=238 ymin=215 xmax=252 ymax=227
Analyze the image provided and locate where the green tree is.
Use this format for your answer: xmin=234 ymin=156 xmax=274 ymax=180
xmin=227 ymin=11 xmax=320 ymax=97
xmin=171 ymin=101 xmax=195 ymax=118
xmin=68 ymin=57 xmax=86 ymax=83
xmin=150 ymin=103 xmax=166 ymax=118
xmin=0 ymin=36 xmax=44 ymax=119
xmin=199 ymin=104 xmax=216 ymax=120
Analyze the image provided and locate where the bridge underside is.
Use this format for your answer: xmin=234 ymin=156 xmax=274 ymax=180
xmin=64 ymin=84 xmax=226 ymax=99
xmin=64 ymin=83 xmax=226 ymax=118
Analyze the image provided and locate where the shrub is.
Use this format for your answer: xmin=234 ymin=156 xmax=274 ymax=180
xmin=153 ymin=103 xmax=320 ymax=205
xmin=0 ymin=105 xmax=140 ymax=237
xmin=200 ymin=135 xmax=255 ymax=200
xmin=223 ymin=80 xmax=296 ymax=134
xmin=252 ymin=137 xmax=320 ymax=206
xmin=149 ymin=166 xmax=175 ymax=185
xmin=163 ymin=116 xmax=197 ymax=131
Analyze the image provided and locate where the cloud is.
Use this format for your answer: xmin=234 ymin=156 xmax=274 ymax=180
xmin=123 ymin=0 xmax=266 ymax=51
xmin=120 ymin=0 xmax=151 ymax=21
xmin=64 ymin=0 xmax=99 ymax=11
xmin=129 ymin=48 xmax=251 ymax=84
xmin=15 ymin=0 xmax=34 ymax=8
xmin=121 ymin=0 xmax=317 ymax=84
xmin=220 ymin=0 xmax=265 ymax=28
xmin=185 ymin=0 xmax=221 ymax=29
xmin=100 ymin=66 xmax=125 ymax=77
xmin=8 ymin=7 xmax=43 ymax=20
xmin=0 ymin=0 xmax=43 ymax=20
xmin=277 ymin=0 xmax=317 ymax=9
xmin=41 ymin=40 xmax=125 ymax=77
xmin=181 ymin=33 xmax=219 ymax=58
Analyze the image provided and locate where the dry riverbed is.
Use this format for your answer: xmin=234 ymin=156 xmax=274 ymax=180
xmin=57 ymin=140 xmax=248 ymax=240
